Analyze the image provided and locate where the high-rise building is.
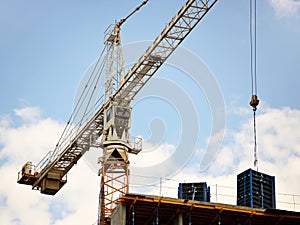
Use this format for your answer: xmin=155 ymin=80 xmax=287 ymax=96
xmin=237 ymin=168 xmax=276 ymax=208
xmin=178 ymin=182 xmax=210 ymax=202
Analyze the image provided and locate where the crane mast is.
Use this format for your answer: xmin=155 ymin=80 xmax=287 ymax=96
xmin=17 ymin=0 xmax=218 ymax=224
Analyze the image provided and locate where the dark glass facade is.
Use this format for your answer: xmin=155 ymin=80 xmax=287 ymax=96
xmin=237 ymin=168 xmax=276 ymax=208
xmin=178 ymin=182 xmax=210 ymax=202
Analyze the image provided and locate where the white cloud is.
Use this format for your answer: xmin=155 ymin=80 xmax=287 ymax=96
xmin=269 ymin=0 xmax=300 ymax=18
xmin=0 ymin=114 xmax=12 ymax=127
xmin=0 ymin=107 xmax=99 ymax=225
xmin=130 ymin=141 xmax=176 ymax=167
xmin=0 ymin=117 xmax=62 ymax=164
xmin=14 ymin=106 xmax=42 ymax=123
xmin=1 ymin=105 xmax=300 ymax=225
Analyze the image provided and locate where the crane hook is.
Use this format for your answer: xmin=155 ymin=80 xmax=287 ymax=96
xmin=250 ymin=94 xmax=259 ymax=111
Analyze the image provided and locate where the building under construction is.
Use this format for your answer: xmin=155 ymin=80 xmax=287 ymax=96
xmin=110 ymin=193 xmax=300 ymax=225
xmin=104 ymin=169 xmax=300 ymax=224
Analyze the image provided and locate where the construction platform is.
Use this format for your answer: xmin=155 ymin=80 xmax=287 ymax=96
xmin=111 ymin=193 xmax=300 ymax=225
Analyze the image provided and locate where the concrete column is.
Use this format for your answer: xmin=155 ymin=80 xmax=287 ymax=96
xmin=111 ymin=205 xmax=126 ymax=225
xmin=172 ymin=212 xmax=183 ymax=225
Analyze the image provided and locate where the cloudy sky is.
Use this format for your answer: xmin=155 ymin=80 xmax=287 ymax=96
xmin=1 ymin=0 xmax=300 ymax=224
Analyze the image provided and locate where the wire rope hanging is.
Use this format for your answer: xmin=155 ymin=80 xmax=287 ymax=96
xmin=249 ymin=0 xmax=260 ymax=170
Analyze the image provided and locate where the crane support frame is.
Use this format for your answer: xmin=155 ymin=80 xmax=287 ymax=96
xmin=99 ymin=161 xmax=129 ymax=225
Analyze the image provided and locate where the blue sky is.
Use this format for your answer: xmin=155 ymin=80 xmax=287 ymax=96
xmin=1 ymin=0 xmax=299 ymax=116
xmin=1 ymin=0 xmax=300 ymax=224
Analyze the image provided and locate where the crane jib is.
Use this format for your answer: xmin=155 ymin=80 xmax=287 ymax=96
xmin=114 ymin=0 xmax=218 ymax=102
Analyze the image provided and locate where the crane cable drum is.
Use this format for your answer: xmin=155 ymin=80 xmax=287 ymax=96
xmin=249 ymin=0 xmax=259 ymax=169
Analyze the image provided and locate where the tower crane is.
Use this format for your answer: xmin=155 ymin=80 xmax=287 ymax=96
xmin=17 ymin=0 xmax=218 ymax=224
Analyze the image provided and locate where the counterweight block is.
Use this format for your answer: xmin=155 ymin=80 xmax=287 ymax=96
xmin=40 ymin=172 xmax=67 ymax=195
